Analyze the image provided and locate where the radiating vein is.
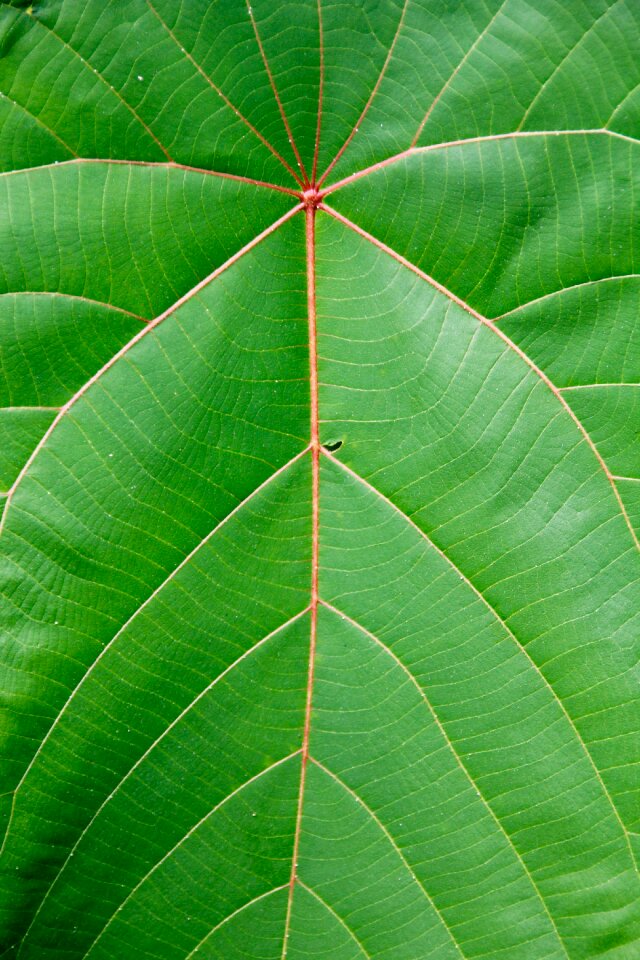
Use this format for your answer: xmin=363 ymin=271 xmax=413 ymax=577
xmin=320 ymin=203 xmax=640 ymax=553
xmin=317 ymin=0 xmax=410 ymax=187
xmin=2 ymin=7 xmax=639 ymax=954
xmin=0 ymin=203 xmax=303 ymax=536
xmin=0 ymin=156 xmax=302 ymax=195
xmin=144 ymin=0 xmax=303 ymax=187
xmin=311 ymin=0 xmax=325 ymax=185
xmin=246 ymin=0 xmax=310 ymax=187
xmin=322 ymin=129 xmax=639 ymax=196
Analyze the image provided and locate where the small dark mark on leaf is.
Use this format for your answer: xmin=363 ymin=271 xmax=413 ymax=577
xmin=323 ymin=440 xmax=343 ymax=452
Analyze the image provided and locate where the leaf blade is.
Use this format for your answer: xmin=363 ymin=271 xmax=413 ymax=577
xmin=1 ymin=3 xmax=639 ymax=957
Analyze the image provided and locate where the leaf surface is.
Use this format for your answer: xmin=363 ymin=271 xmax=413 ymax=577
xmin=1 ymin=1 xmax=639 ymax=958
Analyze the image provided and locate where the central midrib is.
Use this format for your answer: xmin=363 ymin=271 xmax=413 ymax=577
xmin=277 ymin=178 xmax=640 ymax=955
xmin=282 ymin=200 xmax=320 ymax=956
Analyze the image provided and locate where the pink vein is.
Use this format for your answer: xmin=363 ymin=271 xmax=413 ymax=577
xmin=320 ymin=202 xmax=640 ymax=554
xmin=410 ymin=0 xmax=509 ymax=147
xmin=317 ymin=0 xmax=410 ymax=188
xmin=0 ymin=203 xmax=303 ymax=537
xmin=311 ymin=0 xmax=325 ymax=185
xmin=321 ymin=128 xmax=638 ymax=197
xmin=320 ymin=452 xmax=639 ymax=873
xmin=145 ymin=0 xmax=304 ymax=187
xmin=282 ymin=204 xmax=320 ymax=959
xmin=247 ymin=1 xmax=310 ymax=187
xmin=0 ymin=157 xmax=302 ymax=197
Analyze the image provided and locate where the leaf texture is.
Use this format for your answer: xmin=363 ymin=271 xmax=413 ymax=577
xmin=1 ymin=1 xmax=639 ymax=958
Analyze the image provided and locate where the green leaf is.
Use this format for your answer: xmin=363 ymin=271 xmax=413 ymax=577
xmin=1 ymin=1 xmax=639 ymax=958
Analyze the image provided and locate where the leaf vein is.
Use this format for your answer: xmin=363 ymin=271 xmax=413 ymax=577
xmin=295 ymin=880 xmax=372 ymax=959
xmin=0 ymin=204 xmax=303 ymax=536
xmin=2 ymin=448 xmax=310 ymax=856
xmin=319 ymin=599 xmax=570 ymax=957
xmin=309 ymin=756 xmax=466 ymax=959
xmin=80 ymin=752 xmax=301 ymax=959
xmin=15 ymin=612 xmax=309 ymax=955
xmin=321 ymin=448 xmax=639 ymax=875
xmin=320 ymin=203 xmax=640 ymax=553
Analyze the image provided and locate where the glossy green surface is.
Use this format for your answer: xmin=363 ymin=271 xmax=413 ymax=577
xmin=1 ymin=1 xmax=639 ymax=957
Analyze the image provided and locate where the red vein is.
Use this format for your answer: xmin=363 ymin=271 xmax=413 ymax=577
xmin=282 ymin=203 xmax=319 ymax=957
xmin=320 ymin=203 xmax=640 ymax=551
xmin=321 ymin=147 xmax=413 ymax=195
xmin=311 ymin=0 xmax=325 ymax=185
xmin=81 ymin=753 xmax=302 ymax=959
xmin=0 ymin=157 xmax=302 ymax=196
xmin=145 ymin=0 xmax=304 ymax=187
xmin=317 ymin=0 xmax=410 ymax=188
xmin=3 ymin=452 xmax=311 ymax=858
xmin=410 ymin=0 xmax=509 ymax=147
xmin=0 ymin=204 xmax=303 ymax=537
xmin=184 ymin=886 xmax=290 ymax=960
xmin=247 ymin=0 xmax=310 ymax=187
xmin=321 ymin=128 xmax=638 ymax=197
xmin=309 ymin=756 xmax=465 ymax=958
